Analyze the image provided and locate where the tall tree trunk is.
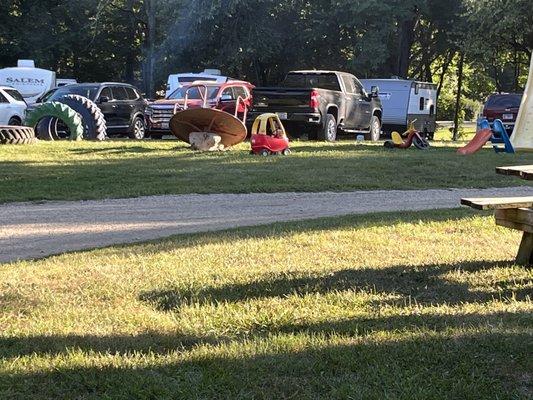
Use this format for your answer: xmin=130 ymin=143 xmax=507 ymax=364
xmin=143 ymin=0 xmax=156 ymax=98
xmin=436 ymin=52 xmax=454 ymax=99
xmin=397 ymin=6 xmax=419 ymax=78
xmin=124 ymin=0 xmax=136 ymax=84
xmin=453 ymin=53 xmax=465 ymax=141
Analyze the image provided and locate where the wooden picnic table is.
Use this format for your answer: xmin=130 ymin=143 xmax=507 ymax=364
xmin=496 ymin=165 xmax=533 ymax=180
xmin=462 ymin=165 xmax=533 ymax=266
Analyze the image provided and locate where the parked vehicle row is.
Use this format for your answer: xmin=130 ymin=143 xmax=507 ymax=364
xmin=0 ymin=60 xmax=523 ymax=142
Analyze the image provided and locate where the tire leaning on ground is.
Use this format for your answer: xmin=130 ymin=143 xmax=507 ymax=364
xmin=129 ymin=116 xmax=146 ymax=140
xmin=317 ymin=114 xmax=337 ymax=142
xmin=365 ymin=115 xmax=381 ymax=142
xmin=57 ymin=95 xmax=107 ymax=141
xmin=26 ymin=102 xmax=84 ymax=141
xmin=0 ymin=126 xmax=37 ymax=145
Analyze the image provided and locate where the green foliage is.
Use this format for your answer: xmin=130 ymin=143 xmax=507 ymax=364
xmin=0 ymin=0 xmax=530 ymax=102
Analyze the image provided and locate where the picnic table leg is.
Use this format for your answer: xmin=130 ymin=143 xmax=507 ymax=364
xmin=516 ymin=232 xmax=533 ymax=266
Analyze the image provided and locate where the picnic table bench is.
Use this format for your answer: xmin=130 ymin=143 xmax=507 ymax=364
xmin=461 ymin=165 xmax=533 ymax=266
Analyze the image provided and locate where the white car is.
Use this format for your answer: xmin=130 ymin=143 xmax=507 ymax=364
xmin=0 ymin=86 xmax=26 ymax=125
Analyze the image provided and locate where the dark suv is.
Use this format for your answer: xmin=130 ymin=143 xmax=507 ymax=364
xmin=482 ymin=93 xmax=523 ymax=134
xmin=38 ymin=83 xmax=148 ymax=139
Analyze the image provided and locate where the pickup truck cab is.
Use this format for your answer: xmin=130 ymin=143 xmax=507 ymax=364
xmin=147 ymin=80 xmax=254 ymax=138
xmin=250 ymin=70 xmax=382 ymax=141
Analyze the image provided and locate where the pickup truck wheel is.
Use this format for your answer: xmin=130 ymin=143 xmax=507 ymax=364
xmin=366 ymin=115 xmax=381 ymax=142
xmin=319 ymin=114 xmax=337 ymax=142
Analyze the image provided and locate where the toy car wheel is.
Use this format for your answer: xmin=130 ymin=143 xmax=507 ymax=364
xmin=260 ymin=149 xmax=270 ymax=156
xmin=282 ymin=148 xmax=291 ymax=156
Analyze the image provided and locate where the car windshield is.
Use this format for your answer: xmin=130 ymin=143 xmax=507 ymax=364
xmin=4 ymin=89 xmax=25 ymax=102
xmin=283 ymin=73 xmax=341 ymax=91
xmin=48 ymin=86 xmax=99 ymax=102
xmin=168 ymin=85 xmax=219 ymax=100
xmin=486 ymin=94 xmax=522 ymax=108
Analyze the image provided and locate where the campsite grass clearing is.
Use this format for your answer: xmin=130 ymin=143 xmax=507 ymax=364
xmin=1 ymin=208 xmax=531 ymax=399
xmin=1 ymin=139 xmax=531 ymax=203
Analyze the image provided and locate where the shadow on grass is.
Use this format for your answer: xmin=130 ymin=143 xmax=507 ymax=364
xmin=0 ymin=310 xmax=529 ymax=359
xmin=69 ymin=146 xmax=165 ymax=155
xmin=0 ymin=331 xmax=530 ymax=399
xmin=139 ymin=260 xmax=530 ymax=312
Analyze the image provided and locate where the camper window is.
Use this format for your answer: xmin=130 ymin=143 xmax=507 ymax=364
xmin=419 ymin=97 xmax=425 ymax=111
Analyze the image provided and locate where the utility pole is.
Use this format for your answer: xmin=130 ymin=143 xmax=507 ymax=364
xmin=453 ymin=52 xmax=465 ymax=141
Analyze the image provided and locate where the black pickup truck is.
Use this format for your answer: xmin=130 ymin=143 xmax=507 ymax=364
xmin=249 ymin=70 xmax=383 ymax=141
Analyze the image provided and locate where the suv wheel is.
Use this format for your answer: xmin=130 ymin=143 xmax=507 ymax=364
xmin=129 ymin=117 xmax=146 ymax=140
xmin=8 ymin=117 xmax=21 ymax=126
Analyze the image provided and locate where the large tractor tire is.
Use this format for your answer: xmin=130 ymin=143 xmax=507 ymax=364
xmin=0 ymin=126 xmax=37 ymax=145
xmin=26 ymin=102 xmax=84 ymax=141
xmin=57 ymin=95 xmax=107 ymax=141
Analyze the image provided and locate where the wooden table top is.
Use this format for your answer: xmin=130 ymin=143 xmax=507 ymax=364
xmin=496 ymin=165 xmax=533 ymax=181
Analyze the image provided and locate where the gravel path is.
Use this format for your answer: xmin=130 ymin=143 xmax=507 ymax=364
xmin=1 ymin=187 xmax=531 ymax=263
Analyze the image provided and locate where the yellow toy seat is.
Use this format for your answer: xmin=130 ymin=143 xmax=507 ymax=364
xmin=391 ymin=131 xmax=404 ymax=145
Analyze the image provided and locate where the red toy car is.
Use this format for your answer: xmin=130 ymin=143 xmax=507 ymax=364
xmin=250 ymin=113 xmax=291 ymax=156
xmin=251 ymin=134 xmax=291 ymax=156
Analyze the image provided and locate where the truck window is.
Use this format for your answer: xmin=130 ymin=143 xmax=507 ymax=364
xmin=341 ymin=76 xmax=355 ymax=94
xmin=284 ymin=73 xmax=341 ymax=91
xmin=352 ymin=78 xmax=365 ymax=96
xmin=0 ymin=92 xmax=8 ymax=103
xmin=233 ymin=86 xmax=248 ymax=99
xmin=221 ymin=87 xmax=235 ymax=100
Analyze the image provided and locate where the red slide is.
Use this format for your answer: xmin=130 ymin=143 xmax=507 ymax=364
xmin=457 ymin=128 xmax=492 ymax=155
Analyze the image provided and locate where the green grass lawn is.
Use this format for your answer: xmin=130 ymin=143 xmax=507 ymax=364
xmin=0 ymin=139 xmax=531 ymax=203
xmin=1 ymin=209 xmax=531 ymax=399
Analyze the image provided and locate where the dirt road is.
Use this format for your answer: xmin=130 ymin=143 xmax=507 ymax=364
xmin=1 ymin=187 xmax=531 ymax=263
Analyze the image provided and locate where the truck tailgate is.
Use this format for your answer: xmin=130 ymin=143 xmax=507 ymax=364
xmin=252 ymin=87 xmax=312 ymax=110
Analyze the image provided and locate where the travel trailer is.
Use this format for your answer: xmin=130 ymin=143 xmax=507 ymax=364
xmin=361 ymin=78 xmax=437 ymax=139
xmin=165 ymin=69 xmax=229 ymax=98
xmin=0 ymin=60 xmax=57 ymax=104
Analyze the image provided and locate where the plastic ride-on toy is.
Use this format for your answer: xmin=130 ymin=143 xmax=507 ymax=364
xmin=384 ymin=120 xmax=430 ymax=150
xmin=250 ymin=113 xmax=291 ymax=156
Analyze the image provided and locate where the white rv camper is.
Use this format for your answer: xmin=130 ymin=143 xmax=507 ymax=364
xmin=0 ymin=60 xmax=56 ymax=104
xmin=361 ymin=78 xmax=437 ymax=138
xmin=165 ymin=69 xmax=227 ymax=98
